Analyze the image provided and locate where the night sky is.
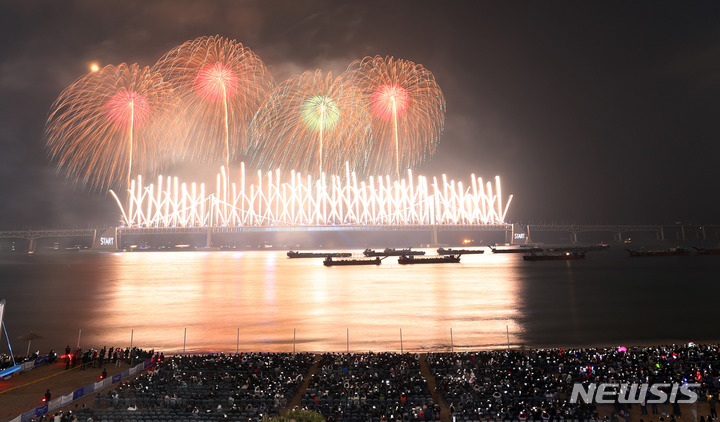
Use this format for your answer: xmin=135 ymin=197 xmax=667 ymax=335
xmin=1 ymin=0 xmax=719 ymax=228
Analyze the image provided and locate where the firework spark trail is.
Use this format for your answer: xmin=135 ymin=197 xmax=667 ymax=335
xmin=346 ymin=56 xmax=446 ymax=178
xmin=247 ymin=70 xmax=373 ymax=178
xmin=152 ymin=35 xmax=275 ymax=168
xmin=46 ymin=41 xmax=510 ymax=226
xmin=112 ymin=163 xmax=511 ymax=228
xmin=44 ymin=64 xmax=178 ymax=191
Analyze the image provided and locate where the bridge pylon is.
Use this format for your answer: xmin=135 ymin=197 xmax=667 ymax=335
xmin=92 ymin=227 xmax=118 ymax=251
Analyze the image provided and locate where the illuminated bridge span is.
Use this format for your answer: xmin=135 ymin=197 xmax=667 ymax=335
xmin=529 ymin=224 xmax=665 ymax=243
xmin=1 ymin=224 xmax=717 ymax=252
xmin=115 ymin=223 xmax=671 ymax=246
xmin=527 ymin=224 xmax=720 ymax=242
xmin=0 ymin=228 xmax=96 ymax=251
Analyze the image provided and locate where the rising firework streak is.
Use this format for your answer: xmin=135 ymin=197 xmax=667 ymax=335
xmin=111 ymin=163 xmax=511 ymax=228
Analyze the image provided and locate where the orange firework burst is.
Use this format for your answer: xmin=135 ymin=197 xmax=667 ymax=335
xmin=346 ymin=56 xmax=446 ymax=178
xmin=44 ymin=63 xmax=178 ymax=191
xmin=247 ymin=70 xmax=372 ymax=177
xmin=153 ymin=35 xmax=275 ymax=170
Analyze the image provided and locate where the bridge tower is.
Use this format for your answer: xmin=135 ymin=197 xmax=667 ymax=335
xmin=92 ymin=227 xmax=118 ymax=251
xmin=510 ymin=223 xmax=528 ymax=244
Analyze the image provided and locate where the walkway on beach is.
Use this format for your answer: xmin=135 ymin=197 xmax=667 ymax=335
xmin=0 ymin=359 xmax=138 ymax=421
xmin=418 ymin=354 xmax=451 ymax=422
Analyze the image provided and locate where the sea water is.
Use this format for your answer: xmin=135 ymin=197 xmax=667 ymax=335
xmin=0 ymin=247 xmax=717 ymax=355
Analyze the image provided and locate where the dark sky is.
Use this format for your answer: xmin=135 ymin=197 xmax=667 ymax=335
xmin=1 ymin=0 xmax=719 ymax=228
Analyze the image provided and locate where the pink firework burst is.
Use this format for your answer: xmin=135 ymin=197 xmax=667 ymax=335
xmin=104 ymin=89 xmax=151 ymax=128
xmin=193 ymin=63 xmax=239 ymax=102
xmin=370 ymin=83 xmax=410 ymax=121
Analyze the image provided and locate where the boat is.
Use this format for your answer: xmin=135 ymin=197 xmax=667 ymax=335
xmin=523 ymin=252 xmax=586 ymax=261
xmin=323 ymin=256 xmax=382 ymax=266
xmin=546 ymin=243 xmax=608 ymax=253
xmin=363 ymin=248 xmax=426 ymax=257
xmin=398 ymin=254 xmax=461 ymax=264
xmin=287 ymin=250 xmax=352 ymax=258
xmin=693 ymin=247 xmax=720 ymax=255
xmin=626 ymin=247 xmax=691 ymax=257
xmin=488 ymin=244 xmax=543 ymax=253
xmin=437 ymin=247 xmax=485 ymax=255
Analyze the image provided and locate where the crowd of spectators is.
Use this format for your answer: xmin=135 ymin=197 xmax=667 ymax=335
xmin=301 ymin=352 xmax=440 ymax=422
xmin=427 ymin=344 xmax=720 ymax=422
xmin=1 ymin=352 xmax=16 ymax=369
xmin=61 ymin=345 xmax=157 ymax=370
xmin=74 ymin=352 xmax=314 ymax=421
xmin=20 ymin=343 xmax=720 ymax=422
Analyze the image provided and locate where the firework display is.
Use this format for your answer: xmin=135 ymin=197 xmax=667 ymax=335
xmin=112 ymin=163 xmax=511 ymax=228
xmin=45 ymin=64 xmax=178 ymax=191
xmin=152 ymin=35 xmax=275 ymax=169
xmin=247 ymin=70 xmax=372 ymax=177
xmin=346 ymin=56 xmax=446 ymax=178
xmin=46 ymin=36 xmax=511 ymax=226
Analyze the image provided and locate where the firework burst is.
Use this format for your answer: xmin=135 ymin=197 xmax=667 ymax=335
xmin=44 ymin=63 xmax=178 ymax=191
xmin=247 ymin=70 xmax=372 ymax=177
xmin=346 ymin=56 xmax=446 ymax=178
xmin=153 ymin=35 xmax=275 ymax=170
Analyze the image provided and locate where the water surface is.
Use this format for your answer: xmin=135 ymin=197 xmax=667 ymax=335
xmin=0 ymin=248 xmax=717 ymax=354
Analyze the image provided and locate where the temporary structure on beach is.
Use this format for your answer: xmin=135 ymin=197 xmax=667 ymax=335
xmin=0 ymin=299 xmax=22 ymax=378
xmin=17 ymin=331 xmax=43 ymax=356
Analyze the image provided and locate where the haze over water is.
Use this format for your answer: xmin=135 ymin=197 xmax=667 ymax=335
xmin=1 ymin=247 xmax=718 ymax=355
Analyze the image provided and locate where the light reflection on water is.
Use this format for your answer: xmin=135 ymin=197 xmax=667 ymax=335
xmin=2 ymin=248 xmax=718 ymax=355
xmin=2 ymin=250 xmax=523 ymax=354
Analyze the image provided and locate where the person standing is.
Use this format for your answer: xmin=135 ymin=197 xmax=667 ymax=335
xmin=690 ymin=400 xmax=698 ymax=422
xmin=672 ymin=402 xmax=682 ymax=418
xmin=710 ymin=393 xmax=718 ymax=419
xmin=641 ymin=395 xmax=649 ymax=416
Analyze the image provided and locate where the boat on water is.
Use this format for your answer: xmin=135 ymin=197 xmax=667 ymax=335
xmin=626 ymin=247 xmax=691 ymax=257
xmin=523 ymin=252 xmax=586 ymax=261
xmin=398 ymin=254 xmax=461 ymax=264
xmin=437 ymin=247 xmax=485 ymax=255
xmin=488 ymin=244 xmax=543 ymax=253
xmin=693 ymin=247 xmax=720 ymax=255
xmin=287 ymin=251 xmax=352 ymax=258
xmin=363 ymin=248 xmax=426 ymax=257
xmin=323 ymin=256 xmax=382 ymax=266
xmin=546 ymin=243 xmax=608 ymax=253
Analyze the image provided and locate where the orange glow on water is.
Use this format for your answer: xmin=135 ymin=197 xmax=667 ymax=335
xmin=94 ymin=250 xmax=525 ymax=354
